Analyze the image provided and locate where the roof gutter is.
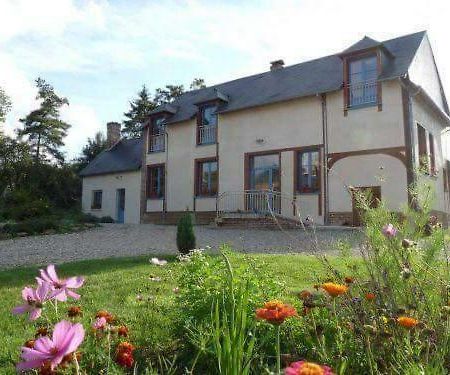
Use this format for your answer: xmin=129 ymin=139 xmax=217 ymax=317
xmin=400 ymin=76 xmax=450 ymax=127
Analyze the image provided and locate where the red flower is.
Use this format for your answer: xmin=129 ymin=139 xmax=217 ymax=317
xmin=365 ymin=293 xmax=376 ymax=301
xmin=95 ymin=310 xmax=115 ymax=324
xmin=256 ymin=300 xmax=297 ymax=325
xmin=68 ymin=306 xmax=82 ymax=318
xmin=117 ymin=341 xmax=134 ymax=353
xmin=116 ymin=350 xmax=134 ymax=368
xmin=118 ymin=326 xmax=129 ymax=337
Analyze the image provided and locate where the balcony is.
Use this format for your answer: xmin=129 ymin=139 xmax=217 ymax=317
xmin=348 ymin=80 xmax=378 ymax=108
xmin=197 ymin=125 xmax=217 ymax=145
xmin=149 ymin=133 xmax=165 ymax=153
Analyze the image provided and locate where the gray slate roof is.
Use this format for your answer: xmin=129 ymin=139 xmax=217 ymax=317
xmin=342 ymin=36 xmax=381 ymax=54
xmin=79 ymin=138 xmax=142 ymax=177
xmin=160 ymin=31 xmax=426 ymax=125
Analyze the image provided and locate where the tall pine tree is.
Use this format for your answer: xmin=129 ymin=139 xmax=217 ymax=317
xmin=0 ymin=86 xmax=12 ymax=124
xmin=18 ymin=78 xmax=70 ymax=163
xmin=122 ymin=85 xmax=156 ymax=139
xmin=75 ymin=131 xmax=107 ymax=171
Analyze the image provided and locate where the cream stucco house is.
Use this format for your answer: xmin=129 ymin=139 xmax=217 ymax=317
xmin=80 ymin=31 xmax=450 ymax=226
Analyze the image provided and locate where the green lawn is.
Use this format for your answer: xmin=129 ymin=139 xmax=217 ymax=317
xmin=0 ymin=253 xmax=355 ymax=373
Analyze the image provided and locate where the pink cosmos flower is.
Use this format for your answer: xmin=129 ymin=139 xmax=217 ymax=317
xmin=92 ymin=317 xmax=107 ymax=330
xmin=37 ymin=264 xmax=84 ymax=301
xmin=284 ymin=360 xmax=334 ymax=375
xmin=12 ymin=282 xmax=54 ymax=321
xmin=382 ymin=223 xmax=397 ymax=238
xmin=16 ymin=320 xmax=85 ymax=371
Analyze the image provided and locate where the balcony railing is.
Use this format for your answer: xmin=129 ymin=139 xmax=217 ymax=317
xmin=216 ymin=190 xmax=296 ymax=217
xmin=348 ymin=80 xmax=378 ymax=107
xmin=198 ymin=125 xmax=216 ymax=145
xmin=149 ymin=133 xmax=165 ymax=152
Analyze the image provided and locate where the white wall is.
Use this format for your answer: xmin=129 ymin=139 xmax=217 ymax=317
xmin=411 ymin=95 xmax=448 ymax=212
xmin=82 ymin=171 xmax=141 ymax=224
xmin=328 ymin=154 xmax=408 ymax=212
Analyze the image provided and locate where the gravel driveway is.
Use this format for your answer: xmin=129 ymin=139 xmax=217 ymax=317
xmin=0 ymin=224 xmax=360 ymax=269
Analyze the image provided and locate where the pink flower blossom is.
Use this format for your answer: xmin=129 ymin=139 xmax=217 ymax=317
xmin=37 ymin=264 xmax=84 ymax=302
xmin=92 ymin=317 xmax=107 ymax=330
xmin=382 ymin=223 xmax=397 ymax=238
xmin=12 ymin=282 xmax=54 ymax=321
xmin=16 ymin=320 xmax=85 ymax=371
xmin=284 ymin=360 xmax=334 ymax=375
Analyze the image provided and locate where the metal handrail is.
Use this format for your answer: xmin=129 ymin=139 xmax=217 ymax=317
xmin=347 ymin=79 xmax=378 ymax=107
xmin=149 ymin=133 xmax=165 ymax=152
xmin=198 ymin=124 xmax=217 ymax=144
xmin=216 ymin=190 xmax=297 ymax=219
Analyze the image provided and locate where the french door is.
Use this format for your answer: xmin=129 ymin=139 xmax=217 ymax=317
xmin=248 ymin=153 xmax=281 ymax=214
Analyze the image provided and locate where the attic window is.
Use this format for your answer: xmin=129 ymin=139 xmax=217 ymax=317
xmin=348 ymin=56 xmax=378 ymax=107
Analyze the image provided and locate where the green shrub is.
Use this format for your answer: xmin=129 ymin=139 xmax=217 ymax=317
xmin=99 ymin=216 xmax=115 ymax=223
xmin=0 ymin=189 xmax=51 ymax=221
xmin=2 ymin=216 xmax=58 ymax=235
xmin=176 ymin=213 xmax=196 ymax=254
xmin=80 ymin=213 xmax=100 ymax=224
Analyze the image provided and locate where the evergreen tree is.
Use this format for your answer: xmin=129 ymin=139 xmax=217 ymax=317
xmin=153 ymin=84 xmax=185 ymax=106
xmin=122 ymin=85 xmax=156 ymax=139
xmin=176 ymin=213 xmax=196 ymax=254
xmin=0 ymin=86 xmax=12 ymax=124
xmin=75 ymin=131 xmax=107 ymax=170
xmin=190 ymin=78 xmax=206 ymax=91
xmin=18 ymin=78 xmax=70 ymax=163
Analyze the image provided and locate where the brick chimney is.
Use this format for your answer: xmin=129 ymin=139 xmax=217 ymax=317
xmin=106 ymin=122 xmax=121 ymax=148
xmin=270 ymin=59 xmax=285 ymax=71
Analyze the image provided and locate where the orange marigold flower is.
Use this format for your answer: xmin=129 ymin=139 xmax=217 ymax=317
xmin=344 ymin=276 xmax=354 ymax=284
xmin=68 ymin=306 xmax=82 ymax=318
xmin=285 ymin=360 xmax=335 ymax=375
xmin=24 ymin=339 xmax=35 ymax=348
xmin=299 ymin=290 xmax=312 ymax=300
xmin=118 ymin=326 xmax=129 ymax=337
xmin=116 ymin=350 xmax=134 ymax=368
xmin=365 ymin=293 xmax=376 ymax=301
xmin=397 ymin=316 xmax=419 ymax=328
xmin=321 ymin=283 xmax=348 ymax=297
xmin=96 ymin=310 xmax=115 ymax=324
xmin=117 ymin=341 xmax=135 ymax=354
xmin=256 ymin=300 xmax=297 ymax=325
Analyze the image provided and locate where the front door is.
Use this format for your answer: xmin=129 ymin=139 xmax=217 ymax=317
xmin=117 ymin=189 xmax=125 ymax=223
xmin=352 ymin=186 xmax=381 ymax=226
xmin=248 ymin=154 xmax=281 ymax=213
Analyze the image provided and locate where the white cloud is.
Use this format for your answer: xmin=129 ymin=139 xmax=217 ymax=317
xmin=61 ymin=103 xmax=103 ymax=160
xmin=1 ymin=0 xmax=450 ymax=159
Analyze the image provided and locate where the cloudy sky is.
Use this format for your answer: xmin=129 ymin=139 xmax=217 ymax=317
xmin=1 ymin=0 xmax=449 ymax=159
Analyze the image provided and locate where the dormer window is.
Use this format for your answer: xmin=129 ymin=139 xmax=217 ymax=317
xmin=348 ymin=55 xmax=378 ymax=108
xmin=197 ymin=104 xmax=217 ymax=145
xmin=148 ymin=115 xmax=165 ymax=153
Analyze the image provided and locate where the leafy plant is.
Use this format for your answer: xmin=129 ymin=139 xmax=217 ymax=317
xmin=176 ymin=213 xmax=196 ymax=254
xmin=211 ymin=252 xmax=255 ymax=375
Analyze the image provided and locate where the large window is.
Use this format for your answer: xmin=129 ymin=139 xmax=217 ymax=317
xmin=417 ymin=124 xmax=429 ymax=172
xmin=197 ymin=105 xmax=217 ymax=145
xmin=147 ymin=165 xmax=165 ymax=198
xmin=429 ymin=133 xmax=436 ymax=174
xmin=196 ymin=158 xmax=218 ymax=196
xmin=148 ymin=116 xmax=165 ymax=152
xmin=348 ymin=56 xmax=378 ymax=107
xmin=91 ymin=190 xmax=102 ymax=209
xmin=297 ymin=150 xmax=320 ymax=193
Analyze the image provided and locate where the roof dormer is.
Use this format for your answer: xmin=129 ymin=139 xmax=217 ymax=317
xmin=340 ymin=36 xmax=393 ymax=114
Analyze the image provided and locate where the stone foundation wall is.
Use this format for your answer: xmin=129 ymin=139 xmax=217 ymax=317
xmin=141 ymin=211 xmax=216 ymax=225
xmin=328 ymin=212 xmax=353 ymax=226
